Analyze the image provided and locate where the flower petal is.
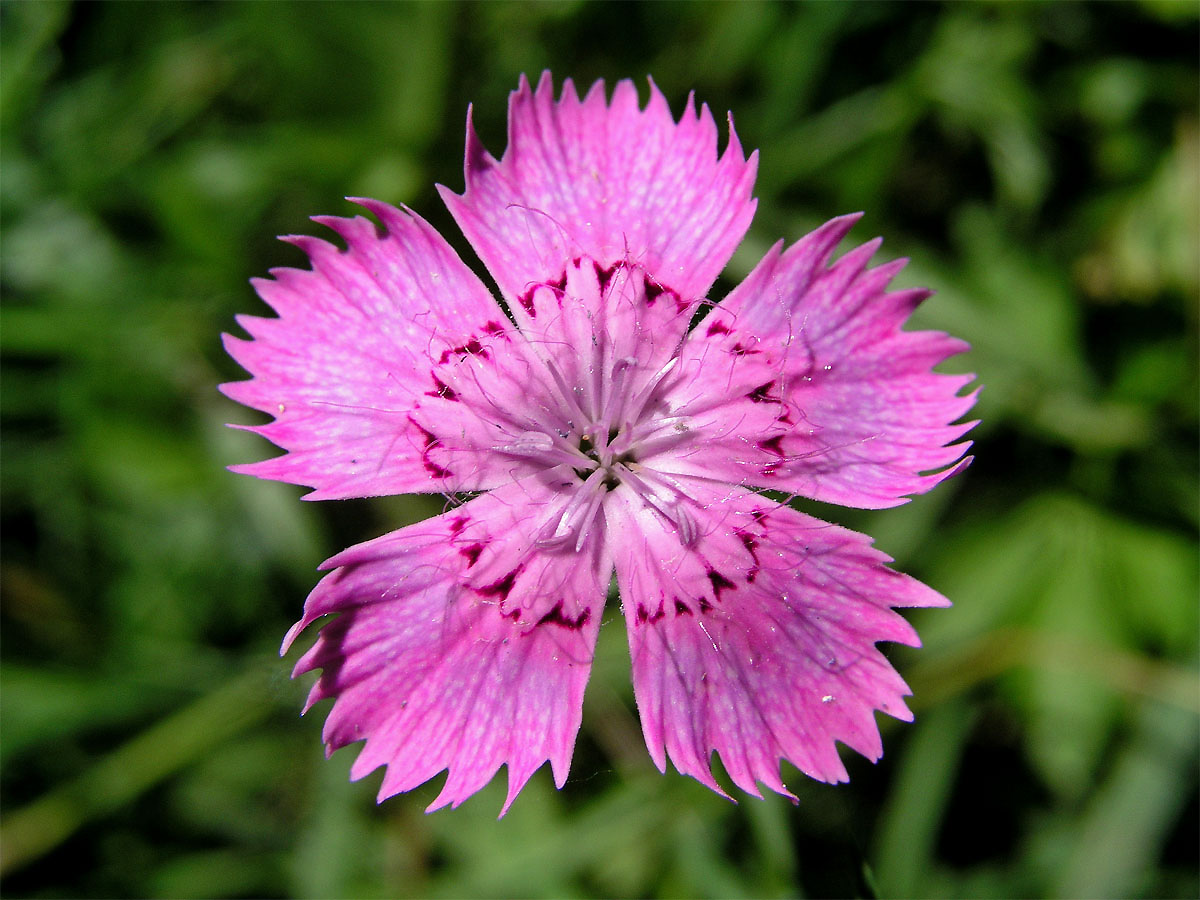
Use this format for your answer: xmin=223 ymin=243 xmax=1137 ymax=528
xmin=607 ymin=478 xmax=946 ymax=798
xmin=665 ymin=218 xmax=977 ymax=508
xmin=286 ymin=474 xmax=612 ymax=813
xmin=221 ymin=201 xmax=513 ymax=499
xmin=439 ymin=71 xmax=757 ymax=308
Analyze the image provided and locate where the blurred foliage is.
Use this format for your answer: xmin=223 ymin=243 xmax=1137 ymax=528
xmin=2 ymin=1 xmax=1197 ymax=898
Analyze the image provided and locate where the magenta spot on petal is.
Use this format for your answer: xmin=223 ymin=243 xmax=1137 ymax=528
xmin=673 ymin=597 xmax=692 ymax=617
xmin=423 ymin=459 xmax=452 ymax=479
xmin=706 ymin=569 xmax=736 ymax=600
xmin=699 ymin=596 xmax=713 ymax=613
xmin=413 ymin=422 xmax=453 ymax=479
xmin=484 ymin=320 xmax=507 ymax=337
xmin=438 ymin=337 xmax=489 ymax=364
xmin=760 ymin=435 xmax=786 ymax=456
xmin=426 ymin=375 xmax=458 ymax=401
xmin=424 ymin=460 xmax=452 ymax=479
xmin=644 ymin=279 xmax=666 ymax=305
xmin=706 ymin=320 xmax=731 ymax=337
xmin=736 ymin=531 xmax=761 ymax=584
xmin=596 ymin=262 xmax=619 ymax=292
xmin=536 ymin=603 xmax=591 ymax=630
xmin=460 ymin=543 xmax=484 ymax=567
xmin=478 ymin=565 xmax=524 ymax=603
xmin=635 ymin=600 xmax=672 ymax=625
xmin=736 ymin=530 xmax=759 ymax=560
xmin=449 ymin=515 xmax=469 ymax=535
xmin=747 ymin=381 xmax=777 ymax=403
xmin=732 ymin=342 xmax=761 ymax=356
xmin=518 ymin=290 xmax=537 ymax=317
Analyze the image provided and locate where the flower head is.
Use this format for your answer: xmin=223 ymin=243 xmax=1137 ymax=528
xmin=222 ymin=73 xmax=976 ymax=813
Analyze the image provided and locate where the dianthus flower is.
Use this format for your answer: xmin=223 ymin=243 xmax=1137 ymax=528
xmin=223 ymin=73 xmax=976 ymax=813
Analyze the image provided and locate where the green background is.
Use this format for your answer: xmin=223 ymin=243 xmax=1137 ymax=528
xmin=2 ymin=1 xmax=1197 ymax=897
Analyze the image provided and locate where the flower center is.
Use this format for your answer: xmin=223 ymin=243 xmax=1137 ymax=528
xmin=574 ymin=429 xmax=634 ymax=491
xmin=415 ymin=256 xmax=710 ymax=550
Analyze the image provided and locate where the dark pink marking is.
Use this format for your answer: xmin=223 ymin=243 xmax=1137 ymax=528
xmin=460 ymin=543 xmax=484 ymax=567
xmin=673 ymin=597 xmax=692 ymax=617
xmin=438 ymin=337 xmax=489 ymax=365
xmin=748 ymin=381 xmax=777 ymax=404
xmin=736 ymin=530 xmax=759 ymax=562
xmin=597 ymin=262 xmax=619 ymax=292
xmin=413 ymin=422 xmax=452 ymax=479
xmin=518 ymin=290 xmax=537 ymax=317
xmin=484 ymin=320 xmax=507 ymax=337
xmin=732 ymin=342 xmax=761 ymax=356
xmin=706 ymin=569 xmax=736 ymax=600
xmin=478 ymin=565 xmax=524 ymax=603
xmin=449 ymin=515 xmax=469 ymax=535
xmin=760 ymin=435 xmax=786 ymax=457
xmin=426 ymin=375 xmax=458 ymax=401
xmin=536 ymin=603 xmax=591 ymax=630
xmin=736 ymin=531 xmax=761 ymax=583
xmin=423 ymin=459 xmax=452 ymax=479
xmin=637 ymin=601 xmax=666 ymax=625
xmin=706 ymin=320 xmax=731 ymax=337
xmin=644 ymin=279 xmax=666 ymax=305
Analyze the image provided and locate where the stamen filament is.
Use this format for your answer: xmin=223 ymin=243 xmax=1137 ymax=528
xmin=620 ymin=357 xmax=679 ymax=429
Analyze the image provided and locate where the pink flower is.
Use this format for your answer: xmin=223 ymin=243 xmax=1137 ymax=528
xmin=222 ymin=73 xmax=976 ymax=814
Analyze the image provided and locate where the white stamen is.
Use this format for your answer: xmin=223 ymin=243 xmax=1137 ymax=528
xmin=506 ymin=431 xmax=554 ymax=454
xmin=540 ymin=353 xmax=591 ymax=427
xmin=621 ymin=415 xmax=696 ymax=460
xmin=536 ymin=467 xmax=607 ymax=548
xmin=599 ymin=356 xmax=638 ymax=428
xmin=497 ymin=429 xmax=592 ymax=470
xmin=621 ymin=356 xmax=678 ymax=428
xmin=673 ymin=502 xmax=699 ymax=547
xmin=572 ymin=482 xmax=608 ymax=553
xmin=617 ymin=465 xmax=699 ymax=546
